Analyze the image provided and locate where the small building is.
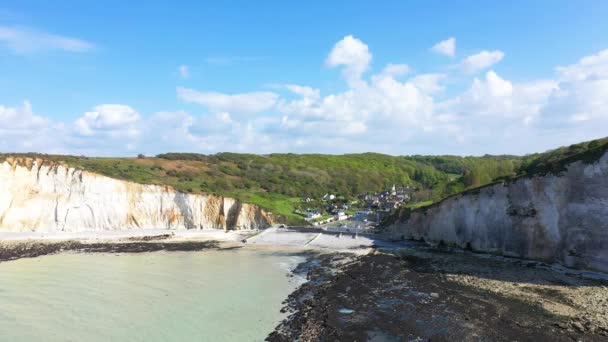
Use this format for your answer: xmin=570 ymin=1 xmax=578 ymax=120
xmin=384 ymin=200 xmax=402 ymax=210
xmin=353 ymin=210 xmax=373 ymax=222
xmin=306 ymin=210 xmax=321 ymax=219
xmin=335 ymin=211 xmax=348 ymax=221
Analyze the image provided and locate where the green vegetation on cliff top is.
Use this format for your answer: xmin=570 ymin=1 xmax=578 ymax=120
xmin=382 ymin=136 xmax=608 ymax=227
xmin=1 ymin=136 xmax=605 ymax=225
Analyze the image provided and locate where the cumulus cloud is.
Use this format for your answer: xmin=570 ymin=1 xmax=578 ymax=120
xmin=274 ymin=64 xmax=436 ymax=144
xmin=0 ymin=102 xmax=69 ymax=153
xmin=283 ymin=84 xmax=320 ymax=99
xmin=4 ymin=38 xmax=608 ymax=156
xmin=431 ymin=37 xmax=456 ymax=57
xmin=540 ymin=49 xmax=608 ymax=128
xmin=75 ymin=104 xmax=141 ymax=137
xmin=409 ymin=74 xmax=446 ymax=94
xmin=0 ymin=25 xmax=94 ymax=54
xmin=439 ymin=71 xmax=552 ymax=120
xmin=374 ymin=64 xmax=411 ymax=81
xmin=325 ymin=35 xmax=372 ymax=86
xmin=0 ymin=101 xmax=49 ymax=129
xmin=461 ymin=50 xmax=505 ymax=73
xmin=177 ymin=87 xmax=278 ymax=113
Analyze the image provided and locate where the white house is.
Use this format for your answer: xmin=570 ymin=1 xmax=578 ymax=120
xmin=306 ymin=210 xmax=321 ymax=219
xmin=335 ymin=211 xmax=348 ymax=221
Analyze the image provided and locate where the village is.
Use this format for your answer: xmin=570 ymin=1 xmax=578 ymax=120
xmin=294 ymin=184 xmax=418 ymax=234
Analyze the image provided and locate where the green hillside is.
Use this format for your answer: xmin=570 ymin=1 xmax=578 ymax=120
xmin=2 ymin=136 xmax=605 ymax=225
xmin=382 ymin=136 xmax=608 ymax=227
xmin=0 ymin=152 xmax=523 ymax=224
xmin=519 ymin=137 xmax=608 ymax=176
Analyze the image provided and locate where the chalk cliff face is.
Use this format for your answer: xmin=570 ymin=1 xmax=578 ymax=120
xmin=0 ymin=158 xmax=276 ymax=232
xmin=384 ymin=151 xmax=608 ymax=273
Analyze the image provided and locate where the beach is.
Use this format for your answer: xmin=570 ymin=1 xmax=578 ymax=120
xmin=1 ymin=228 xmax=608 ymax=341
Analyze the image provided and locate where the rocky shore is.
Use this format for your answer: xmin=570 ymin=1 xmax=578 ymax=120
xmin=268 ymin=248 xmax=608 ymax=341
xmin=0 ymin=236 xmax=226 ymax=263
xmin=2 ymin=235 xmax=608 ymax=341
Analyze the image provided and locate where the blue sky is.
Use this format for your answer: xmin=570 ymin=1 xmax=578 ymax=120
xmin=1 ymin=1 xmax=607 ymax=156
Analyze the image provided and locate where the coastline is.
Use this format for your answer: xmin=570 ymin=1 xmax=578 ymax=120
xmin=0 ymin=227 xmax=394 ymax=263
xmin=2 ymin=229 xmax=608 ymax=341
xmin=269 ymin=248 xmax=608 ymax=341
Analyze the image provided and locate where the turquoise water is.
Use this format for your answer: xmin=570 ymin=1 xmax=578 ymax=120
xmin=0 ymin=249 xmax=305 ymax=342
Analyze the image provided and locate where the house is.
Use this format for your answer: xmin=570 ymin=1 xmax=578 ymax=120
xmin=302 ymin=197 xmax=313 ymax=203
xmin=335 ymin=211 xmax=348 ymax=221
xmin=384 ymin=200 xmax=402 ymax=210
xmin=353 ymin=210 xmax=373 ymax=222
xmin=326 ymin=203 xmax=338 ymax=211
xmin=305 ymin=210 xmax=321 ymax=219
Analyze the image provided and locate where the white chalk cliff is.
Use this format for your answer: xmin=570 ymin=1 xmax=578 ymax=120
xmin=384 ymin=150 xmax=608 ymax=273
xmin=0 ymin=158 xmax=276 ymax=232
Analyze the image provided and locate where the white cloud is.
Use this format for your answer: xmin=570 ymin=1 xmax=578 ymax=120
xmin=4 ymin=37 xmax=608 ymax=156
xmin=555 ymin=49 xmax=608 ymax=82
xmin=0 ymin=101 xmax=49 ymax=129
xmin=283 ymin=84 xmax=320 ymax=99
xmin=431 ymin=37 xmax=456 ymax=57
xmin=0 ymin=25 xmax=94 ymax=54
xmin=275 ymin=63 xmax=435 ymax=142
xmin=540 ymin=49 xmax=608 ymax=127
xmin=379 ymin=64 xmax=411 ymax=78
xmin=178 ymin=65 xmax=189 ymax=78
xmin=75 ymin=104 xmax=140 ymax=137
xmin=0 ymin=102 xmax=70 ymax=153
xmin=177 ymin=87 xmax=278 ymax=113
xmin=325 ymin=35 xmax=372 ymax=86
xmin=216 ymin=112 xmax=233 ymax=124
xmin=409 ymin=74 xmax=446 ymax=94
xmin=440 ymin=71 xmax=555 ymax=124
xmin=461 ymin=50 xmax=505 ymax=73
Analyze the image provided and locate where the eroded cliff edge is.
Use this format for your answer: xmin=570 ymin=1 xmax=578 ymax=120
xmin=383 ymin=150 xmax=608 ymax=273
xmin=0 ymin=158 xmax=276 ymax=232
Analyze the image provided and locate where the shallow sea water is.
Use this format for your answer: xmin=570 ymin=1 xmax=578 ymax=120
xmin=0 ymin=249 xmax=305 ymax=342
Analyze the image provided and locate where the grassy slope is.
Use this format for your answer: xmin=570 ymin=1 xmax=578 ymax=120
xmin=3 ymin=137 xmax=604 ymax=225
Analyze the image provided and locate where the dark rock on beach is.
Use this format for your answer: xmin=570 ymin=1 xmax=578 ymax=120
xmin=268 ymin=249 xmax=608 ymax=341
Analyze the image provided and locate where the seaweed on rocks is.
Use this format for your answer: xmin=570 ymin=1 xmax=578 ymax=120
xmin=0 ymin=239 xmax=221 ymax=263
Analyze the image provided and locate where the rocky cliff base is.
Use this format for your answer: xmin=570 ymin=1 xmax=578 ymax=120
xmin=268 ymin=249 xmax=608 ymax=341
